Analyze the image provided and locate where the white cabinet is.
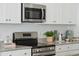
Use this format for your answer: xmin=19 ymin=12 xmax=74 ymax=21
xmin=56 ymin=45 xmax=70 ymax=52
xmin=56 ymin=50 xmax=79 ymax=56
xmin=72 ymin=44 xmax=79 ymax=50
xmin=0 ymin=3 xmax=21 ymax=23
xmin=56 ymin=43 xmax=79 ymax=56
xmin=62 ymin=4 xmax=77 ymax=24
xmin=0 ymin=4 xmax=5 ymax=23
xmin=44 ymin=3 xmax=77 ymax=24
xmin=0 ymin=49 xmax=31 ymax=56
xmin=56 ymin=44 xmax=74 ymax=53
xmin=45 ymin=3 xmax=62 ymax=24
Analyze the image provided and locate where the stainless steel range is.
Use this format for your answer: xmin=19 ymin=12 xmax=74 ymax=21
xmin=13 ymin=32 xmax=55 ymax=56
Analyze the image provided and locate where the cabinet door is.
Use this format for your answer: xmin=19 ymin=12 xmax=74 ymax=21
xmin=4 ymin=3 xmax=21 ymax=23
xmin=45 ymin=3 xmax=62 ymax=24
xmin=56 ymin=45 xmax=68 ymax=52
xmin=0 ymin=4 xmax=6 ymax=23
xmin=62 ymin=4 xmax=77 ymax=24
xmin=56 ymin=44 xmax=74 ymax=53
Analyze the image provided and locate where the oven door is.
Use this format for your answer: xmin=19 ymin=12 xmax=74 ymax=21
xmin=23 ymin=8 xmax=45 ymax=22
xmin=25 ymin=8 xmax=42 ymax=19
xmin=31 ymin=46 xmax=55 ymax=56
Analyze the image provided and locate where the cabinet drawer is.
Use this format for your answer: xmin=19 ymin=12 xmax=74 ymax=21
xmin=0 ymin=49 xmax=31 ymax=56
xmin=72 ymin=44 xmax=79 ymax=50
xmin=56 ymin=45 xmax=68 ymax=52
xmin=56 ymin=44 xmax=73 ymax=52
xmin=0 ymin=51 xmax=13 ymax=56
xmin=56 ymin=49 xmax=79 ymax=56
xmin=56 ymin=44 xmax=79 ymax=53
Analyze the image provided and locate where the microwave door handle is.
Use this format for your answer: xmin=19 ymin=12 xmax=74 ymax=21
xmin=41 ymin=8 xmax=44 ymax=20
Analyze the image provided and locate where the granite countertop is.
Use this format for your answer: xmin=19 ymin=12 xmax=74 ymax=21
xmin=42 ymin=41 xmax=79 ymax=46
xmin=55 ymin=40 xmax=79 ymax=46
xmin=39 ymin=38 xmax=79 ymax=46
xmin=0 ymin=45 xmax=32 ymax=52
xmin=0 ymin=40 xmax=79 ymax=52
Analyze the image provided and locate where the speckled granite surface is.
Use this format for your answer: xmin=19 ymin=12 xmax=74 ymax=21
xmin=0 ymin=40 xmax=79 ymax=52
xmin=0 ymin=45 xmax=32 ymax=52
xmin=56 ymin=41 xmax=79 ymax=45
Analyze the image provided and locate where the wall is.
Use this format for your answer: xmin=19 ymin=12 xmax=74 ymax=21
xmin=0 ymin=23 xmax=74 ymax=42
xmin=73 ymin=4 xmax=79 ymax=37
xmin=0 ymin=3 xmax=78 ymax=42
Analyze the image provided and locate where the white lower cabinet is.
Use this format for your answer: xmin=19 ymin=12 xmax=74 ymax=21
xmin=56 ymin=50 xmax=79 ymax=56
xmin=0 ymin=49 xmax=31 ymax=56
xmin=56 ymin=43 xmax=79 ymax=56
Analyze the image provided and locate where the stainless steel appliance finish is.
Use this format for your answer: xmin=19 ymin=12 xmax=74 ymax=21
xmin=31 ymin=43 xmax=55 ymax=56
xmin=13 ymin=32 xmax=55 ymax=56
xmin=13 ymin=32 xmax=38 ymax=39
xmin=13 ymin=32 xmax=38 ymax=46
xmin=21 ymin=3 xmax=46 ymax=23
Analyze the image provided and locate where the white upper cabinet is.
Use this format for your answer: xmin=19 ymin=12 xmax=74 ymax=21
xmin=0 ymin=3 xmax=77 ymax=24
xmin=0 ymin=3 xmax=21 ymax=23
xmin=0 ymin=4 xmax=5 ymax=23
xmin=44 ymin=3 xmax=77 ymax=24
xmin=62 ymin=4 xmax=77 ymax=24
xmin=45 ymin=3 xmax=62 ymax=24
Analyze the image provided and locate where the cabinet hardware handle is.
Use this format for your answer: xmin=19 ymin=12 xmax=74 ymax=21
xmin=6 ymin=19 xmax=8 ymax=21
xmin=9 ymin=55 xmax=12 ymax=56
xmin=68 ymin=21 xmax=72 ymax=23
xmin=53 ymin=21 xmax=56 ymax=22
xmin=9 ymin=19 xmax=11 ymax=21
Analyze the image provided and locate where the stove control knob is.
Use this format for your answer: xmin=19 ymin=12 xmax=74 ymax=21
xmin=49 ymin=47 xmax=54 ymax=50
xmin=36 ymin=49 xmax=40 ymax=52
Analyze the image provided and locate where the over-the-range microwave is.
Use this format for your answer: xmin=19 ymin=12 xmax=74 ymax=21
xmin=21 ymin=3 xmax=46 ymax=23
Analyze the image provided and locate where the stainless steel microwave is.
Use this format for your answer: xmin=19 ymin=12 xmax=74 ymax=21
xmin=21 ymin=3 xmax=46 ymax=23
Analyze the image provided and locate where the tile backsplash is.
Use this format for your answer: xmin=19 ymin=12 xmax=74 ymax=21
xmin=0 ymin=24 xmax=74 ymax=42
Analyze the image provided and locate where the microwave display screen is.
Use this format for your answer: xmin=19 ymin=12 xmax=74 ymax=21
xmin=23 ymin=33 xmax=31 ymax=37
